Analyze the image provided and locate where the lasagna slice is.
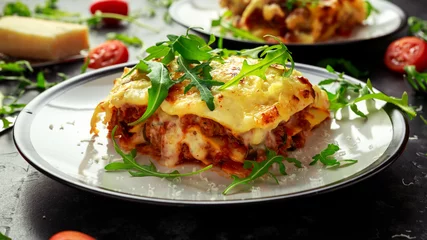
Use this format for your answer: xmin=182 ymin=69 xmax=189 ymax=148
xmin=219 ymin=0 xmax=367 ymax=43
xmin=91 ymin=55 xmax=330 ymax=177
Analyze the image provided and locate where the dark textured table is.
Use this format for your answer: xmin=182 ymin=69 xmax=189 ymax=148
xmin=1 ymin=1 xmax=427 ymax=239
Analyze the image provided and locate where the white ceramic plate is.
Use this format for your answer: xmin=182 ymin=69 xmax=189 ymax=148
xmin=13 ymin=62 xmax=408 ymax=205
xmin=169 ymin=0 xmax=406 ymax=46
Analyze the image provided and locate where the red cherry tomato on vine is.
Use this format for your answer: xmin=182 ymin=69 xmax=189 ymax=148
xmin=90 ymin=0 xmax=129 ymax=26
xmin=384 ymin=36 xmax=427 ymax=73
xmin=49 ymin=230 xmax=95 ymax=240
xmin=87 ymin=40 xmax=129 ymax=69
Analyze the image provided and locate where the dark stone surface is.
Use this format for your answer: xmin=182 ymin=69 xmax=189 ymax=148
xmin=1 ymin=0 xmax=427 ymax=239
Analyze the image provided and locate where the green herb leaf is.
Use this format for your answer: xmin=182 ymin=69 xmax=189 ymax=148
xmin=128 ymin=61 xmax=177 ymax=126
xmin=223 ymin=148 xmax=289 ymax=195
xmin=105 ymin=125 xmax=213 ymax=179
xmin=421 ymin=115 xmax=427 ymax=125
xmin=404 ymin=65 xmax=427 ymax=92
xmin=3 ymin=1 xmax=31 ymax=16
xmin=163 ymin=11 xmax=172 ymax=24
xmin=81 ymin=57 xmax=90 ymax=74
xmin=144 ymin=44 xmax=175 ymax=64
xmin=309 ymin=144 xmax=358 ymax=167
xmin=365 ymin=0 xmax=379 ymax=19
xmin=121 ymin=60 xmax=150 ymax=79
xmin=177 ymin=56 xmax=224 ymax=110
xmin=84 ymin=11 xmax=159 ymax=33
xmin=321 ymin=66 xmax=417 ymax=120
xmin=219 ymin=42 xmax=294 ymax=90
xmin=408 ymin=16 xmax=427 ymax=41
xmin=0 ymin=60 xmax=32 ymax=73
xmin=107 ymin=32 xmax=143 ymax=47
xmin=350 ymin=91 xmax=416 ymax=120
xmin=285 ymin=157 xmax=302 ymax=168
xmin=36 ymin=72 xmax=47 ymax=89
xmin=1 ymin=117 xmax=12 ymax=129
xmin=211 ymin=11 xmax=264 ymax=42
xmin=0 ymin=231 xmax=11 ymax=240
xmin=172 ymin=36 xmax=212 ymax=61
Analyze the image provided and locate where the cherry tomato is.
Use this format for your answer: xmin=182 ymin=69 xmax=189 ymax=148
xmin=384 ymin=36 xmax=427 ymax=73
xmin=49 ymin=230 xmax=95 ymax=240
xmin=87 ymin=40 xmax=129 ymax=69
xmin=90 ymin=0 xmax=129 ymax=26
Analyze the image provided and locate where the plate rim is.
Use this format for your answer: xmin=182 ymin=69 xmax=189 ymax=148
xmin=169 ymin=0 xmax=408 ymax=47
xmin=13 ymin=61 xmax=410 ymax=206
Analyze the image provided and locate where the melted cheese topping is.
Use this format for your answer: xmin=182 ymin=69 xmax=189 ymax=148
xmin=225 ymin=0 xmax=366 ymax=43
xmin=91 ymin=55 xmax=331 ymax=167
xmin=95 ymin=56 xmax=323 ymax=145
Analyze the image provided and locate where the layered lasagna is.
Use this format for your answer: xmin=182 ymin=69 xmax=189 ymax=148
xmin=90 ymin=55 xmax=330 ymax=177
xmin=219 ymin=0 xmax=367 ymax=43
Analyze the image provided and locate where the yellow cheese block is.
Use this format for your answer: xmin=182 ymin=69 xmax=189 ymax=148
xmin=0 ymin=16 xmax=89 ymax=61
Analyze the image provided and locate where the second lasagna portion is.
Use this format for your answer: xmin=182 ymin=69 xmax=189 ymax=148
xmin=219 ymin=0 xmax=367 ymax=43
xmin=91 ymin=55 xmax=330 ymax=177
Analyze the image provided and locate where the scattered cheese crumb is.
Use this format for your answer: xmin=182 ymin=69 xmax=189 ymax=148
xmin=409 ymin=135 xmax=418 ymax=140
xmin=402 ymin=178 xmax=414 ymax=186
xmin=415 ymin=105 xmax=423 ymax=112
xmin=391 ymin=234 xmax=416 ymax=239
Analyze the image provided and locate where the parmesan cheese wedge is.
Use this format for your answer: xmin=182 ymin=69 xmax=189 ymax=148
xmin=0 ymin=16 xmax=90 ymax=61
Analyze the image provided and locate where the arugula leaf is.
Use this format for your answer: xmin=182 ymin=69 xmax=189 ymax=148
xmin=309 ymin=144 xmax=358 ymax=167
xmin=148 ymin=0 xmax=174 ymax=8
xmin=0 ymin=92 xmax=26 ymax=117
xmin=128 ymin=61 xmax=177 ymax=126
xmin=84 ymin=11 xmax=160 ymax=33
xmin=222 ymin=148 xmax=289 ymax=195
xmin=45 ymin=0 xmax=58 ymax=9
xmin=57 ymin=72 xmax=68 ymax=81
xmin=211 ymin=10 xmax=264 ymax=42
xmin=177 ymin=56 xmax=224 ymax=110
xmin=172 ymin=36 xmax=212 ymax=61
xmin=80 ymin=56 xmax=90 ymax=74
xmin=0 ymin=61 xmax=32 ymax=73
xmin=364 ymin=0 xmax=379 ymax=19
xmin=404 ymin=65 xmax=427 ymax=92
xmin=0 ymin=231 xmax=11 ymax=240
xmin=321 ymin=65 xmax=417 ymax=120
xmin=0 ymin=75 xmax=36 ymax=87
xmin=105 ymin=125 xmax=213 ymax=179
xmin=163 ymin=11 xmax=172 ymax=24
xmin=3 ymin=1 xmax=31 ymax=16
xmin=144 ymin=32 xmax=213 ymax=65
xmin=0 ymin=92 xmax=3 ymax=109
xmin=36 ymin=72 xmax=47 ymax=89
xmin=408 ymin=16 xmax=427 ymax=42
xmin=222 ymin=149 xmax=302 ymax=195
xmin=219 ymin=42 xmax=294 ymax=90
xmin=35 ymin=0 xmax=80 ymax=18
xmin=36 ymin=72 xmax=56 ymax=90
xmin=107 ymin=33 xmax=143 ymax=47
xmin=1 ymin=117 xmax=12 ymax=129
xmin=144 ymin=44 xmax=175 ymax=64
